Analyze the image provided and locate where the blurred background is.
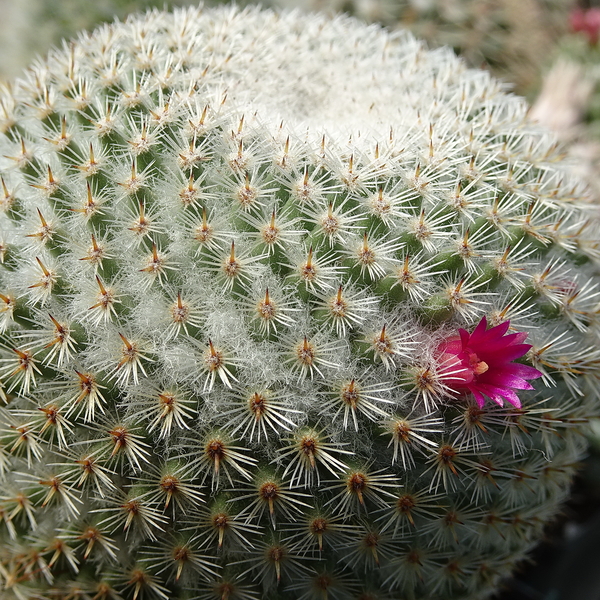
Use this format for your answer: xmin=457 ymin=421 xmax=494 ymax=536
xmin=0 ymin=0 xmax=599 ymax=597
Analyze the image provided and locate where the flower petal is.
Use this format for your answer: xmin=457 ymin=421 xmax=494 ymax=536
xmin=470 ymin=388 xmax=486 ymax=408
xmin=475 ymin=320 xmax=510 ymax=344
xmin=505 ymin=363 xmax=543 ymax=380
xmin=476 ymin=383 xmax=522 ymax=408
xmin=483 ymin=344 xmax=532 ymax=363
xmin=480 ymin=372 xmax=535 ymax=390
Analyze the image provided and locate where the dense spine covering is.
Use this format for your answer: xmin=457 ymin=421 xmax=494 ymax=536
xmin=0 ymin=5 xmax=599 ymax=599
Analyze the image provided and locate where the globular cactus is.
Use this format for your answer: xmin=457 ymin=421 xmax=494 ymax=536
xmin=276 ymin=0 xmax=570 ymax=98
xmin=0 ymin=6 xmax=599 ymax=600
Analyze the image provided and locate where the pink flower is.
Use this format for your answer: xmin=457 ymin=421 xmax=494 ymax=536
xmin=570 ymin=7 xmax=600 ymax=45
xmin=436 ymin=317 xmax=542 ymax=409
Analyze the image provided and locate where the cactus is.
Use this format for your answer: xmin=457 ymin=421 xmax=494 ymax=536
xmin=0 ymin=5 xmax=599 ymax=599
xmin=273 ymin=0 xmax=570 ymax=98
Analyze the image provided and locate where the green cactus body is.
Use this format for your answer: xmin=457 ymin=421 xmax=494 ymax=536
xmin=0 ymin=6 xmax=598 ymax=599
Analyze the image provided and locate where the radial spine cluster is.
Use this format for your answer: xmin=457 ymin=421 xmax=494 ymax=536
xmin=0 ymin=5 xmax=599 ymax=600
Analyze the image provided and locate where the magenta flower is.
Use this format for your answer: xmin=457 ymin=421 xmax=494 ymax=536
xmin=436 ymin=317 xmax=543 ymax=409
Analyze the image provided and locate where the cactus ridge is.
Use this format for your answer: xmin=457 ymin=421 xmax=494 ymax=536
xmin=0 ymin=5 xmax=599 ymax=600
